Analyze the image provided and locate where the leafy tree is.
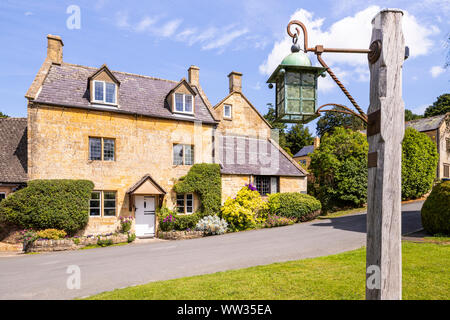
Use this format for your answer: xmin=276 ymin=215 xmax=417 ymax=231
xmin=263 ymin=104 xmax=292 ymax=155
xmin=402 ymin=127 xmax=439 ymax=200
xmin=285 ymin=123 xmax=313 ymax=155
xmin=316 ymin=106 xmax=366 ymax=137
xmin=421 ymin=181 xmax=450 ymax=235
xmin=405 ymin=109 xmax=422 ymax=121
xmin=424 ymin=94 xmax=450 ymax=117
xmin=309 ymin=127 xmax=368 ymax=212
xmin=0 ymin=111 xmax=8 ymax=118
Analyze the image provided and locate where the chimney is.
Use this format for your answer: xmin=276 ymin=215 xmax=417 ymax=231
xmin=47 ymin=34 xmax=64 ymax=64
xmin=188 ymin=65 xmax=200 ymax=87
xmin=228 ymin=71 xmax=242 ymax=93
xmin=313 ymin=137 xmax=320 ymax=149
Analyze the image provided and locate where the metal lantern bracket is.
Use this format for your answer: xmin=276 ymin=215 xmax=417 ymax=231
xmin=286 ymin=20 xmax=385 ymax=124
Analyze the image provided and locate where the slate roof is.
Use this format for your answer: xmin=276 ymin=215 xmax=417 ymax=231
xmin=34 ymin=63 xmax=217 ymax=124
xmin=218 ymin=135 xmax=305 ymax=177
xmin=0 ymin=118 xmax=28 ymax=184
xmin=405 ymin=114 xmax=447 ymax=132
xmin=293 ymin=145 xmax=314 ymax=158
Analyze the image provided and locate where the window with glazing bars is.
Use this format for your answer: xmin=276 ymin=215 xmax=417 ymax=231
xmin=89 ymin=137 xmax=115 ymax=161
xmin=255 ymin=176 xmax=278 ymax=195
xmin=173 ymin=144 xmax=194 ymax=165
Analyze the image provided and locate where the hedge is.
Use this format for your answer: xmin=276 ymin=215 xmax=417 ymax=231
xmin=421 ymin=181 xmax=450 ymax=235
xmin=173 ymin=163 xmax=221 ymax=216
xmin=0 ymin=179 xmax=94 ymax=235
xmin=267 ymin=192 xmax=321 ymax=222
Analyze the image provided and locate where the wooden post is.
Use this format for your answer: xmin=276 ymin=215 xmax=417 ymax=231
xmin=366 ymin=9 xmax=405 ymax=300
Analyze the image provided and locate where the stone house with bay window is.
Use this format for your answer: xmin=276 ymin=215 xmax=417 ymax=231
xmin=2 ymin=34 xmax=307 ymax=237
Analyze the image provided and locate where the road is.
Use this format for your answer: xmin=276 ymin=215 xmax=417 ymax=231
xmin=0 ymin=201 xmax=423 ymax=299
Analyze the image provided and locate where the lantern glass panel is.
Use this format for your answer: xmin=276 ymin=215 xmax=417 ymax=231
xmin=287 ymin=85 xmax=300 ymax=99
xmin=286 ymin=72 xmax=300 ymax=84
xmin=287 ymin=99 xmax=301 ymax=113
xmin=302 ymin=73 xmax=315 ymax=85
xmin=303 ymin=100 xmax=315 ymax=114
xmin=302 ymin=87 xmax=315 ymax=99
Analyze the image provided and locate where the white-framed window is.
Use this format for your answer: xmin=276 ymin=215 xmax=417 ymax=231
xmin=173 ymin=144 xmax=194 ymax=165
xmin=223 ymin=104 xmax=232 ymax=118
xmin=89 ymin=191 xmax=117 ymax=217
xmin=176 ymin=193 xmax=194 ymax=214
xmin=93 ymin=80 xmax=117 ymax=105
xmin=0 ymin=192 xmax=6 ymax=202
xmin=89 ymin=137 xmax=115 ymax=161
xmin=174 ymin=93 xmax=194 ymax=114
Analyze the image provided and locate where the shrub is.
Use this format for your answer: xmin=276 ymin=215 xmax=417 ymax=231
xmin=158 ymin=207 xmax=177 ymax=232
xmin=97 ymin=238 xmax=113 ymax=247
xmin=174 ymin=213 xmax=201 ymax=231
xmin=262 ymin=214 xmax=296 ymax=228
xmin=127 ymin=233 xmax=136 ymax=243
xmin=22 ymin=229 xmax=38 ymax=252
xmin=36 ymin=228 xmax=67 ymax=240
xmin=267 ymin=192 xmax=321 ymax=222
xmin=309 ymin=128 xmax=368 ymax=212
xmin=195 ymin=215 xmax=228 ymax=235
xmin=220 ymin=185 xmax=269 ymax=231
xmin=0 ymin=179 xmax=94 ymax=236
xmin=402 ymin=127 xmax=439 ymax=200
xmin=119 ymin=216 xmax=134 ymax=233
xmin=173 ymin=164 xmax=221 ymax=216
xmin=421 ymin=181 xmax=450 ymax=235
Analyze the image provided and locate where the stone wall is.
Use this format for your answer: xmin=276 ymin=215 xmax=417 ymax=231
xmin=28 ymin=105 xmax=215 ymax=235
xmin=438 ymin=120 xmax=449 ymax=179
xmin=280 ymin=176 xmax=308 ymax=193
xmin=221 ymin=174 xmax=251 ymax=203
xmin=158 ymin=230 xmax=203 ymax=240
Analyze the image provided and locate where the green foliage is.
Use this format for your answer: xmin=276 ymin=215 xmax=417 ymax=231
xmin=424 ymin=94 xmax=450 ymax=117
xmin=127 ymin=233 xmax=136 ymax=243
xmin=316 ymin=106 xmax=366 ymax=137
xmin=220 ymin=186 xmax=269 ymax=231
xmin=262 ymin=214 xmax=296 ymax=228
xmin=267 ymin=193 xmax=321 ymax=222
xmin=402 ymin=127 xmax=439 ymax=200
xmin=286 ymin=124 xmax=314 ymax=155
xmin=36 ymin=228 xmax=67 ymax=240
xmin=119 ymin=216 xmax=133 ymax=233
xmin=97 ymin=238 xmax=113 ymax=247
xmin=158 ymin=207 xmax=177 ymax=231
xmin=157 ymin=206 xmax=202 ymax=231
xmin=421 ymin=181 xmax=450 ymax=235
xmin=0 ymin=111 xmax=8 ymax=118
xmin=173 ymin=164 xmax=221 ymax=216
xmin=405 ymin=109 xmax=423 ymax=121
xmin=309 ymin=128 xmax=368 ymax=212
xmin=264 ymin=104 xmax=292 ymax=155
xmin=0 ymin=179 xmax=94 ymax=236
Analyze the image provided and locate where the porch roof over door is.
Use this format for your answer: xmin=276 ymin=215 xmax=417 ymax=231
xmin=127 ymin=174 xmax=166 ymax=195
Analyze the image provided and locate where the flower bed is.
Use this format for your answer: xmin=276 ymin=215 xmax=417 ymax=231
xmin=24 ymin=233 xmax=131 ymax=253
xmin=158 ymin=230 xmax=204 ymax=240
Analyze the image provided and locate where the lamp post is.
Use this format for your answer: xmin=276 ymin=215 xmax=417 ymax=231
xmin=267 ymin=9 xmax=406 ymax=300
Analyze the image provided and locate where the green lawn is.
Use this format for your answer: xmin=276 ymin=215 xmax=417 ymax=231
xmin=317 ymin=207 xmax=366 ymax=219
xmin=87 ymin=241 xmax=449 ymax=300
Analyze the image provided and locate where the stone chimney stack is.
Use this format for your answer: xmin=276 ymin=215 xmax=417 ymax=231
xmin=313 ymin=136 xmax=320 ymax=149
xmin=228 ymin=71 xmax=242 ymax=93
xmin=47 ymin=34 xmax=64 ymax=65
xmin=188 ymin=65 xmax=200 ymax=87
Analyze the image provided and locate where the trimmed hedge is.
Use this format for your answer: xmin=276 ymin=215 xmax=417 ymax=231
xmin=157 ymin=206 xmax=202 ymax=231
xmin=421 ymin=181 xmax=450 ymax=235
xmin=268 ymin=192 xmax=321 ymax=222
xmin=0 ymin=179 xmax=94 ymax=236
xmin=173 ymin=164 xmax=221 ymax=216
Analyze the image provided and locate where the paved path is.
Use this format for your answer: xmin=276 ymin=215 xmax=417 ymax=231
xmin=0 ymin=201 xmax=423 ymax=299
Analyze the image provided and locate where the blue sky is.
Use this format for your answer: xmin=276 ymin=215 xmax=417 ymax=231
xmin=0 ymin=0 xmax=448 ymax=134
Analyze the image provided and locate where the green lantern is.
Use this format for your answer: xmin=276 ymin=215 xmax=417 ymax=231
xmin=267 ymin=49 xmax=326 ymax=124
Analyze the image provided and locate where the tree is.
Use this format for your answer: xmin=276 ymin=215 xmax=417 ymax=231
xmin=401 ymin=127 xmax=439 ymax=200
xmin=263 ymin=104 xmax=292 ymax=155
xmin=315 ymin=106 xmax=366 ymax=137
xmin=424 ymin=94 xmax=450 ymax=117
xmin=309 ymin=127 xmax=368 ymax=212
xmin=0 ymin=111 xmax=8 ymax=118
xmin=285 ymin=123 xmax=313 ymax=155
xmin=405 ymin=109 xmax=422 ymax=121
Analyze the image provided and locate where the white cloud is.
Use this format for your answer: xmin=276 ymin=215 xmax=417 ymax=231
xmin=135 ymin=16 xmax=157 ymax=32
xmin=116 ymin=11 xmax=130 ymax=29
xmin=430 ymin=65 xmax=445 ymax=77
xmin=259 ymin=6 xmax=440 ymax=78
xmin=24 ymin=11 xmax=33 ymax=16
xmin=159 ymin=19 xmax=183 ymax=37
xmin=202 ymin=28 xmax=249 ymax=50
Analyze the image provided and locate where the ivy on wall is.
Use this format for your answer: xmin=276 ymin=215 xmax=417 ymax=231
xmin=173 ymin=163 xmax=222 ymax=215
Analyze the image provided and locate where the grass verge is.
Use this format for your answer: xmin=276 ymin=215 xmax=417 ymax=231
xmin=86 ymin=241 xmax=449 ymax=300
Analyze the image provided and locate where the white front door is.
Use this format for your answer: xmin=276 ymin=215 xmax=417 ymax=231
xmin=135 ymin=196 xmax=156 ymax=237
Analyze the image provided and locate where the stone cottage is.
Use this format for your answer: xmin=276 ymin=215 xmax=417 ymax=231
xmin=4 ymin=34 xmax=307 ymax=237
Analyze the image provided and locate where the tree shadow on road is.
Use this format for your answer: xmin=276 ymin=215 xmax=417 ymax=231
xmin=309 ymin=210 xmax=422 ymax=234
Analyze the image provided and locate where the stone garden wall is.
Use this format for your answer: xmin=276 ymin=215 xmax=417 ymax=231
xmin=158 ymin=230 xmax=204 ymax=240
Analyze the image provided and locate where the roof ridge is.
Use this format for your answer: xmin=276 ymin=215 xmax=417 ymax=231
xmin=406 ymin=113 xmax=447 ymax=124
xmin=61 ymin=62 xmax=179 ymax=84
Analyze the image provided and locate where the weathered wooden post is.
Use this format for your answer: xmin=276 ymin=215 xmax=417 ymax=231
xmin=366 ymin=9 xmax=405 ymax=300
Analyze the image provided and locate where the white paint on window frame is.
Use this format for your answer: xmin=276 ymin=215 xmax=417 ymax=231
xmin=92 ymin=80 xmax=118 ymax=106
xmin=172 ymin=93 xmax=195 ymax=115
xmin=223 ymin=104 xmax=232 ymax=119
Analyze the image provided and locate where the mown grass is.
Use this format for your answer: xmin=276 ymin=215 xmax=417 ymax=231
xmin=87 ymin=241 xmax=449 ymax=300
xmin=317 ymin=207 xmax=367 ymax=219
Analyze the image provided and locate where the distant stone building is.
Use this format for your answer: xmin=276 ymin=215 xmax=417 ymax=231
xmin=293 ymin=137 xmax=320 ymax=169
xmin=406 ymin=113 xmax=450 ymax=179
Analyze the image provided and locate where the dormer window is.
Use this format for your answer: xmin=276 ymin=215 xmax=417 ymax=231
xmin=93 ymin=80 xmax=117 ymax=105
xmin=224 ymin=104 xmax=232 ymax=118
xmin=174 ymin=93 xmax=193 ymax=114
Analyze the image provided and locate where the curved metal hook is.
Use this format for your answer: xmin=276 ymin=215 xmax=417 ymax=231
xmin=287 ymin=20 xmax=308 ymax=52
xmin=316 ymin=103 xmax=368 ymax=123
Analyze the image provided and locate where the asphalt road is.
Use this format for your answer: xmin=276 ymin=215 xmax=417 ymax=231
xmin=0 ymin=201 xmax=423 ymax=300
